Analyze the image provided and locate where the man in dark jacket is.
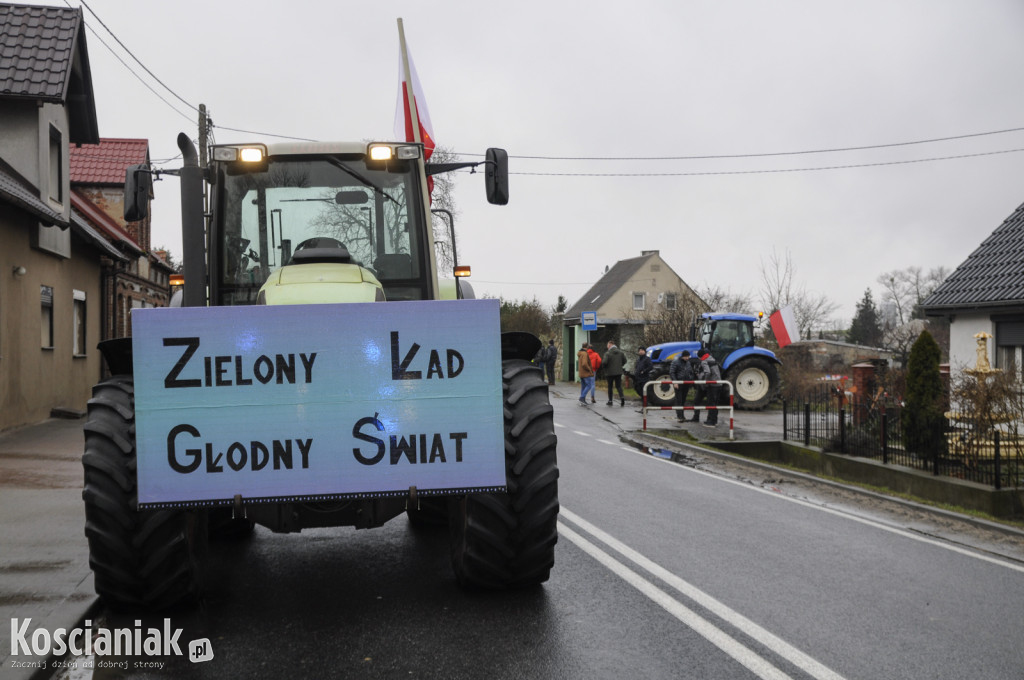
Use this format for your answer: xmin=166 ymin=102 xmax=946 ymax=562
xmin=696 ymin=349 xmax=722 ymax=426
xmin=544 ymin=339 xmax=557 ymax=385
xmin=633 ymin=347 xmax=654 ymax=403
xmin=603 ymin=341 xmax=628 ymax=406
xmin=669 ymin=350 xmax=698 ymax=421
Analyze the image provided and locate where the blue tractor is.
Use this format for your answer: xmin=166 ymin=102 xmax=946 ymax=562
xmin=641 ymin=313 xmax=781 ymax=410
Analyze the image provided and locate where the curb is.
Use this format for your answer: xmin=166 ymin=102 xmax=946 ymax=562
xmin=628 ymin=429 xmax=1024 ymax=541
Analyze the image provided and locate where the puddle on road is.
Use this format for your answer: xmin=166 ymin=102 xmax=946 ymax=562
xmin=622 ymin=438 xmax=702 ymax=468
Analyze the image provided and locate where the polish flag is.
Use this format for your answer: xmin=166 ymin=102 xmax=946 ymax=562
xmin=394 ymin=23 xmax=435 ymax=163
xmin=769 ymin=305 xmax=799 ymax=348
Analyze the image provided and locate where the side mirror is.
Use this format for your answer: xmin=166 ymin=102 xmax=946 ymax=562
xmin=484 ymin=148 xmax=509 ymax=205
xmin=124 ymin=164 xmax=152 ymax=221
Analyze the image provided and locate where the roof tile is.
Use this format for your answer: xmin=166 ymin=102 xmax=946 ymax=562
xmin=922 ymin=200 xmax=1024 ymax=310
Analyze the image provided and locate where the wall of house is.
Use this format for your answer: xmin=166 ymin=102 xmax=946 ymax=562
xmin=949 ymin=312 xmax=994 ymax=374
xmin=598 ymin=254 xmax=697 ymax=323
xmin=0 ymin=101 xmax=41 ymax=182
xmin=0 ymin=208 xmax=103 ymax=431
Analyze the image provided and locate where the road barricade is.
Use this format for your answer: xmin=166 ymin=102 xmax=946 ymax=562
xmin=641 ymin=379 xmax=734 ymax=440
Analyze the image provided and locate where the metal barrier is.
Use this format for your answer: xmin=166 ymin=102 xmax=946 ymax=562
xmin=642 ymin=380 xmax=735 ymax=439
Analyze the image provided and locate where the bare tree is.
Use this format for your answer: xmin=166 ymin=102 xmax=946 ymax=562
xmin=427 ymin=145 xmax=459 ymax=272
xmin=877 ymin=265 xmax=951 ymax=323
xmin=758 ymin=247 xmax=838 ymax=340
xmin=697 ymin=284 xmax=754 ymax=314
xmin=625 ymin=286 xmax=709 ymax=346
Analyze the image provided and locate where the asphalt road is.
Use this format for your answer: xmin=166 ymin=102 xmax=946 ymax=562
xmin=49 ymin=390 xmax=1024 ymax=680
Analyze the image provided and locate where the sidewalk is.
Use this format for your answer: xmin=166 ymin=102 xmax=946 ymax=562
xmin=549 ymin=380 xmax=783 ymax=441
xmin=0 ymin=416 xmax=99 ymax=679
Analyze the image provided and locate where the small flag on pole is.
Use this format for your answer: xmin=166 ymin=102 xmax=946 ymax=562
xmin=769 ymin=305 xmax=799 ymax=348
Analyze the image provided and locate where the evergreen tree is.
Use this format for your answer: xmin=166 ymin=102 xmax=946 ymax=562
xmin=902 ymin=330 xmax=946 ymax=459
xmin=847 ymin=289 xmax=883 ymax=346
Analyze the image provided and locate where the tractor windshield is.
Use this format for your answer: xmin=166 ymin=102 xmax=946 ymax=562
xmin=213 ymin=155 xmax=428 ymax=305
xmin=702 ymin=319 xmax=754 ymax=362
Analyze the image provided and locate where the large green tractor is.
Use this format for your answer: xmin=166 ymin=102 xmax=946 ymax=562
xmin=82 ymin=135 xmax=559 ymax=610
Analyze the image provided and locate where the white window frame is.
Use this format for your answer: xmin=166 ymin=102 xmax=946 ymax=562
xmin=632 ymin=292 xmax=646 ymax=311
xmin=73 ymin=289 xmax=87 ymax=357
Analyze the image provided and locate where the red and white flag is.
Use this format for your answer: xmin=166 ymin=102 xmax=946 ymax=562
xmin=394 ymin=20 xmax=435 ymax=163
xmin=769 ymin=305 xmax=799 ymax=348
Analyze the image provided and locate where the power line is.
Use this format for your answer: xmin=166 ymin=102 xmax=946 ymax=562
xmin=76 ymin=20 xmax=195 ymax=125
xmin=211 ymin=124 xmax=319 ymax=143
xmin=508 ymin=147 xmax=1024 ymax=177
xmin=499 ymin=125 xmax=1024 ymax=161
xmin=77 ymin=0 xmax=198 ymax=113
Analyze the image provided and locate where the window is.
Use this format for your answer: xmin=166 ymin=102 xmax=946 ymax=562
xmin=48 ymin=125 xmax=63 ymax=203
xmin=73 ymin=290 xmax=86 ymax=356
xmin=632 ymin=292 xmax=646 ymax=310
xmin=41 ymin=285 xmax=54 ymax=349
xmin=664 ymin=293 xmax=677 ymax=310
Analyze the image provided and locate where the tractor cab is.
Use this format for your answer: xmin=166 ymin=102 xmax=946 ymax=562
xmin=698 ymin=313 xmax=757 ymax=364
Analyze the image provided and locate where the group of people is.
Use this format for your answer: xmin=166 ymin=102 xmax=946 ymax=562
xmin=537 ymin=338 xmax=721 ymax=427
xmin=576 ymin=341 xmax=631 ymax=407
xmin=669 ymin=348 xmax=721 ymax=426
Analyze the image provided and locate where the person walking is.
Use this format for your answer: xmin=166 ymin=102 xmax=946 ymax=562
xmin=603 ymin=340 xmax=628 ymax=406
xmin=669 ymin=350 xmax=697 ymax=421
xmin=577 ymin=343 xmax=594 ymax=405
xmin=544 ymin=339 xmax=557 ymax=385
xmin=633 ymin=347 xmax=654 ymax=404
xmin=696 ymin=348 xmax=722 ymax=426
xmin=585 ymin=343 xmax=602 ymax=403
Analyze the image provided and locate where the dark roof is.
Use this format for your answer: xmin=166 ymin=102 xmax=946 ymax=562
xmin=564 ymin=254 xmax=653 ymax=320
xmin=921 ymin=200 xmax=1024 ymax=311
xmin=70 ymin=190 xmax=142 ymax=255
xmin=70 ymin=209 xmax=127 ymax=261
xmin=0 ymin=3 xmax=99 ymax=143
xmin=70 ymin=138 xmax=149 ymax=184
xmin=0 ymin=156 xmax=65 ymax=226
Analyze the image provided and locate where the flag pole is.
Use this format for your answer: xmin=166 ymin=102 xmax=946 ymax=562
xmin=397 ymin=18 xmax=422 ymax=146
xmin=396 ymin=17 xmax=438 ymax=296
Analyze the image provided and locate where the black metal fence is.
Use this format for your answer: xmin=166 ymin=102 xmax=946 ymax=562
xmin=783 ymin=384 xmax=1024 ymax=489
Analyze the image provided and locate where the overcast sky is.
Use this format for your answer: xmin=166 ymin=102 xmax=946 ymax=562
xmin=74 ymin=0 xmax=1024 ymax=323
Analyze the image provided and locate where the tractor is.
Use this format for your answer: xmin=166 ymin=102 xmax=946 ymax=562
xmin=81 ymin=133 xmax=559 ymax=611
xmin=641 ymin=312 xmax=781 ymax=410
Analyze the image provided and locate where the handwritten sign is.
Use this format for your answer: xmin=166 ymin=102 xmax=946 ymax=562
xmin=131 ymin=300 xmax=505 ymax=507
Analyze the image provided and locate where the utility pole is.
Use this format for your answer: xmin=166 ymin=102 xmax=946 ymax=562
xmin=198 ymin=103 xmax=209 ymax=169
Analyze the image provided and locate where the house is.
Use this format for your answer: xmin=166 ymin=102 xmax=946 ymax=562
xmin=70 ymin=139 xmax=172 ymax=341
xmin=921 ymin=200 xmax=1024 ymax=374
xmin=0 ymin=3 xmax=117 ymax=430
xmin=562 ymin=250 xmax=703 ymax=379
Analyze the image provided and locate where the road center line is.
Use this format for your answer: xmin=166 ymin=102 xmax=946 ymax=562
xmin=560 ymin=507 xmax=848 ymax=680
xmin=557 ymin=521 xmax=794 ymax=680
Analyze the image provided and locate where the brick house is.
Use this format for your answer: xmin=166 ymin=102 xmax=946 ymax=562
xmin=70 ymin=139 xmax=172 ymax=342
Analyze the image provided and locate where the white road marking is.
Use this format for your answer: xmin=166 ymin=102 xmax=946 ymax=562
xmin=597 ymin=439 xmax=619 ymax=447
xmin=561 ymin=508 xmax=848 ymax=680
xmin=558 ymin=521 xmax=797 ymax=680
xmin=572 ymin=431 xmax=591 ymax=437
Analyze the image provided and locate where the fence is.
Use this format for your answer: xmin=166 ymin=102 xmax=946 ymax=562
xmin=784 ymin=383 xmax=1024 ymax=489
xmin=642 ymin=380 xmax=735 ymax=440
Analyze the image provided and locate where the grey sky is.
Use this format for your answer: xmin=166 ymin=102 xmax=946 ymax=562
xmin=78 ymin=0 xmax=1024 ymax=323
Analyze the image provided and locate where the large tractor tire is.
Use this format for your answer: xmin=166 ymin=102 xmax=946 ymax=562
xmin=449 ymin=360 xmax=559 ymax=588
xmin=82 ymin=376 xmax=206 ymax=611
xmin=636 ymin=365 xmax=675 ymax=407
xmin=726 ymin=357 xmax=779 ymax=411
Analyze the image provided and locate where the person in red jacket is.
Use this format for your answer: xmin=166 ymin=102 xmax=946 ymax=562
xmin=585 ymin=344 xmax=602 ymax=403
